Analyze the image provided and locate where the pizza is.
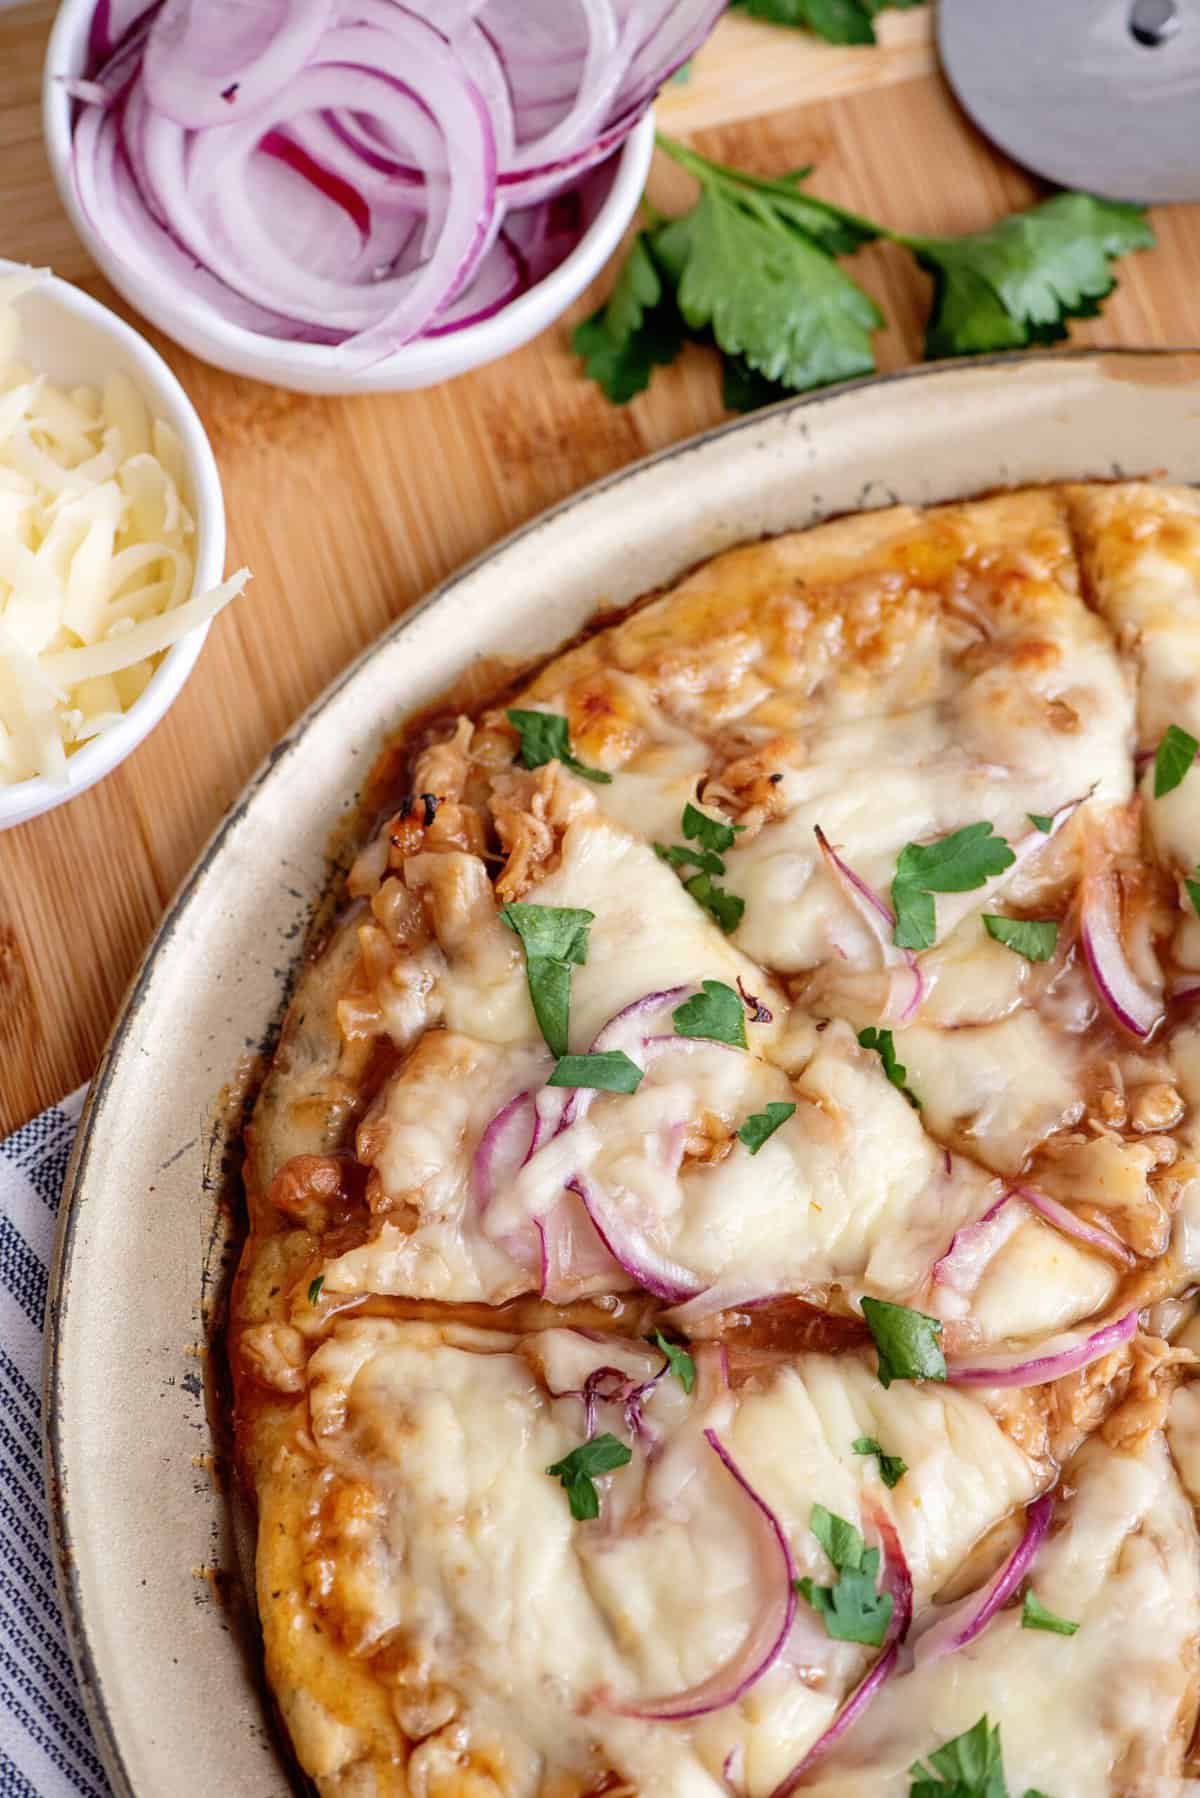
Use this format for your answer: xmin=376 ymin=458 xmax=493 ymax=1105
xmin=231 ymin=482 xmax=1200 ymax=1797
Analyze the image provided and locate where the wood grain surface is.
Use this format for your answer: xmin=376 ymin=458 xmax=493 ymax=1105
xmin=3 ymin=0 xmax=1200 ymax=1132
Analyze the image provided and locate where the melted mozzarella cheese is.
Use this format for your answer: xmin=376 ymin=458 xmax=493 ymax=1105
xmin=294 ymin=1324 xmax=1041 ymax=1798
xmin=801 ymin=1427 xmax=1200 ymax=1796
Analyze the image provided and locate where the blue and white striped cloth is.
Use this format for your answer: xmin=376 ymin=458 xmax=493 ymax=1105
xmin=0 ymin=1092 xmax=110 ymax=1798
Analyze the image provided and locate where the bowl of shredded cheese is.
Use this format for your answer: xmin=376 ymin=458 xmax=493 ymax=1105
xmin=0 ymin=260 xmax=248 ymax=829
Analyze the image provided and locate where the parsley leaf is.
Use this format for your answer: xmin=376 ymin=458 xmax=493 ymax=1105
xmin=891 ymin=822 xmax=1016 ymax=951
xmin=1186 ymin=867 xmax=1200 ymax=918
xmin=861 ymin=1296 xmax=946 ymax=1388
xmin=505 ymin=708 xmax=612 ymax=784
xmin=572 ymin=234 xmax=687 ymax=404
xmin=682 ymin=801 xmax=743 ymax=854
xmin=905 ymin=194 xmax=1154 ymax=359
xmin=731 ymin=0 xmax=922 ymax=47
xmin=684 ymin=871 xmax=746 ymax=934
xmin=654 ymin=1330 xmax=696 ymax=1393
xmin=548 ymin=1050 xmax=644 ymax=1093
xmin=655 ymin=804 xmax=746 ymax=931
xmin=500 ymin=902 xmax=595 ymax=1058
xmin=738 ymin=1100 xmax=797 ymax=1153
xmin=909 ymin=1715 xmax=1004 ymax=1796
xmin=857 ymin=1026 xmax=921 ymax=1109
xmin=673 ymin=980 xmax=748 ymax=1048
xmin=852 ymin=1435 xmax=908 ymax=1489
xmin=796 ymin=1503 xmax=894 ymax=1646
xmin=1154 ymin=722 xmax=1199 ymax=798
xmin=545 ymin=1433 xmax=632 ymax=1521
xmin=654 ymin=842 xmax=727 ymax=877
xmin=1027 ymin=813 xmax=1054 ymax=834
xmin=982 ymin=915 xmax=1059 ymax=963
xmin=307 ymin=1275 xmax=324 ymax=1305
xmin=654 ymin=180 xmax=881 ymax=392
xmin=1021 ymin=1591 xmax=1079 ymax=1636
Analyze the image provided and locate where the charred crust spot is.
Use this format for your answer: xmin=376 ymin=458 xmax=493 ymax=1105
xmin=421 ymin=793 xmax=441 ymax=827
xmin=397 ymin=796 xmax=414 ymax=820
xmin=768 ymin=771 xmax=783 ymax=784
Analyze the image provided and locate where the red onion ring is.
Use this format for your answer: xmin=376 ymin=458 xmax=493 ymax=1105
xmin=911 ymin=1491 xmax=1053 ymax=1668
xmin=813 ymin=826 xmax=923 ymax=1023
xmin=1009 ymin=1183 xmax=1135 ymax=1269
xmin=612 ymin=1428 xmax=797 ymax=1722
xmin=570 ymin=1173 xmax=703 ymax=1306
xmin=1080 ymin=868 xmax=1163 ymax=1039
xmin=769 ymin=1501 xmax=913 ymax=1794
xmin=946 ymin=1308 xmax=1138 ymax=1389
xmin=931 ymin=1192 xmax=1021 ymax=1296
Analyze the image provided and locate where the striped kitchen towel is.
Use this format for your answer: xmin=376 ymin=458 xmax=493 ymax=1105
xmin=0 ymin=1091 xmax=110 ymax=1798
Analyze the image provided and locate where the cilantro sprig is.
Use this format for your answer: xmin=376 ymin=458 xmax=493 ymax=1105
xmin=796 ymin=1504 xmax=894 ymax=1646
xmin=731 ymin=0 xmax=922 ymax=46
xmin=655 ymin=803 xmax=746 ymax=933
xmin=891 ymin=822 xmax=1015 ymax=951
xmin=547 ymin=1050 xmax=644 ymax=1092
xmin=545 ymin=1433 xmax=632 ymax=1521
xmin=673 ymin=980 xmax=748 ymax=1048
xmin=574 ymin=137 xmax=1153 ymax=410
xmin=506 ymin=708 xmax=612 ymax=784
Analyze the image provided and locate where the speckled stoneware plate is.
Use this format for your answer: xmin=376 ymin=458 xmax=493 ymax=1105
xmin=46 ymin=350 xmax=1200 ymax=1796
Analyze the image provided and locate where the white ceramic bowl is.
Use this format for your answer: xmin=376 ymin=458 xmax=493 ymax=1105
xmin=42 ymin=2 xmax=656 ymax=396
xmin=0 ymin=262 xmax=226 ymax=831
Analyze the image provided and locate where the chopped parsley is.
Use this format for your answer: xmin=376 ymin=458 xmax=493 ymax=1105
xmin=654 ymin=1330 xmax=696 ymax=1393
xmin=1021 ymin=1591 xmax=1079 ymax=1636
xmin=545 ymin=1433 xmax=632 ymax=1521
xmin=852 ymin=1435 xmax=907 ymax=1489
xmin=684 ymin=871 xmax=746 ymax=934
xmin=858 ymin=1026 xmax=921 ymax=1109
xmin=891 ymin=823 xmax=1016 ymax=950
xmin=1186 ymin=866 xmax=1200 ymax=918
xmin=982 ymin=915 xmax=1059 ymax=963
xmin=307 ymin=1275 xmax=324 ymax=1305
xmin=861 ymin=1296 xmax=946 ymax=1389
xmin=505 ymin=708 xmax=612 ymax=784
xmin=673 ymin=980 xmax=748 ymax=1048
xmin=795 ymin=1504 xmax=894 ymax=1647
xmin=655 ymin=804 xmax=746 ymax=933
xmin=547 ymin=1050 xmax=644 ymax=1093
xmin=500 ymin=902 xmax=594 ymax=1058
xmin=737 ymin=1100 xmax=797 ymax=1153
xmin=1154 ymin=722 xmax=1199 ymax=798
xmin=909 ymin=1714 xmax=1050 ymax=1797
xmin=1027 ymin=813 xmax=1054 ymax=834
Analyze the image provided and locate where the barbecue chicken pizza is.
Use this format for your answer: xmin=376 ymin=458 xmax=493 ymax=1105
xmin=231 ymin=482 xmax=1200 ymax=1797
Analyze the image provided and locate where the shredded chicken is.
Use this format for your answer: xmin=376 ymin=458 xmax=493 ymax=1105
xmin=489 ymin=761 xmax=595 ymax=902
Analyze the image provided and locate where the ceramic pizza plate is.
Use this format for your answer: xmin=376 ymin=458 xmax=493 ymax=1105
xmin=44 ymin=349 xmax=1200 ymax=1797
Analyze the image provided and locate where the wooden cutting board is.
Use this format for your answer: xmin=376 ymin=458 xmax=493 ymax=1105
xmin=3 ymin=0 xmax=1200 ymax=1132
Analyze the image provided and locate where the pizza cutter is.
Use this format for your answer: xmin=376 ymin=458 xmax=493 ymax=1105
xmin=938 ymin=0 xmax=1200 ymax=203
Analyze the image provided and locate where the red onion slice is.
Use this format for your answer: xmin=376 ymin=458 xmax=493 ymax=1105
xmin=931 ymin=1193 xmax=1022 ymax=1297
xmin=571 ymin=1174 xmax=704 ymax=1306
xmin=470 ymin=1088 xmax=536 ymax=1209
xmin=1080 ymin=869 xmax=1163 ymax=1038
xmin=769 ymin=1501 xmax=913 ymax=1795
xmin=1010 ymin=1183 xmax=1135 ymax=1268
xmin=814 ymin=826 xmax=923 ymax=1022
xmin=537 ymin=1189 xmax=627 ymax=1304
xmin=946 ymin=1308 xmax=1138 ymax=1389
xmin=143 ymin=0 xmax=336 ymax=128
xmin=912 ymin=1492 xmax=1053 ymax=1668
xmin=613 ymin=1428 xmax=797 ymax=1722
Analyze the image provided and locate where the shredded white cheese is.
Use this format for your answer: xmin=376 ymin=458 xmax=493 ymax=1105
xmin=0 ymin=265 xmax=249 ymax=786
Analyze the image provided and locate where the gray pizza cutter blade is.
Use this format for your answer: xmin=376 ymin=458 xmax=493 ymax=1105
xmin=938 ymin=0 xmax=1200 ymax=203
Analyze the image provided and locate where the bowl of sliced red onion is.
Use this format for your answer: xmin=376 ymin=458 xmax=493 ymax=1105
xmin=42 ymin=1 xmax=721 ymax=396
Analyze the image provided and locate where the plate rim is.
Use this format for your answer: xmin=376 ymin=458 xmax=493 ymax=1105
xmin=43 ymin=343 xmax=1200 ymax=1795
